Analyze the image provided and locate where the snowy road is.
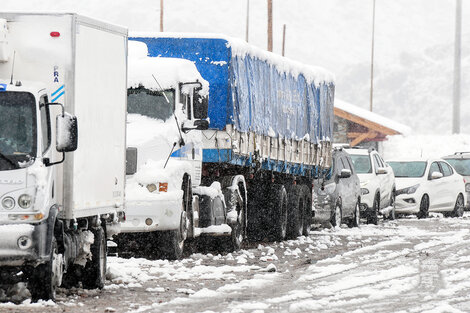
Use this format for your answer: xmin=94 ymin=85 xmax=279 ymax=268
xmin=3 ymin=214 xmax=470 ymax=313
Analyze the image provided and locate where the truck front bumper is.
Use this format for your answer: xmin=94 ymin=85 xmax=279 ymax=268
xmin=0 ymin=222 xmax=48 ymax=267
xmin=120 ymin=199 xmax=182 ymax=233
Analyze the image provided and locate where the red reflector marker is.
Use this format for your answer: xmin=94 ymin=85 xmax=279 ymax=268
xmin=50 ymin=32 xmax=60 ymax=37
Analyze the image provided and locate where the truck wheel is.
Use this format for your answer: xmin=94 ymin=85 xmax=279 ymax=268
xmin=157 ymin=210 xmax=188 ymax=260
xmin=82 ymin=226 xmax=106 ymax=289
xmin=302 ymin=185 xmax=312 ymax=236
xmin=30 ymin=237 xmax=63 ymax=301
xmin=230 ymin=181 xmax=247 ymax=251
xmin=287 ymin=186 xmax=303 ymax=239
xmin=268 ymin=185 xmax=288 ymax=241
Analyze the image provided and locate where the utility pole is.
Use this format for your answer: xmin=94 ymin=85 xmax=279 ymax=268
xmin=246 ymin=0 xmax=250 ymax=42
xmin=369 ymin=0 xmax=376 ymax=112
xmin=160 ymin=0 xmax=164 ymax=32
xmin=267 ymin=0 xmax=273 ymax=52
xmin=282 ymin=24 xmax=286 ymax=56
xmin=452 ymin=0 xmax=462 ymax=134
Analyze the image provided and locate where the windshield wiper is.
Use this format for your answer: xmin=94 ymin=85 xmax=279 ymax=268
xmin=0 ymin=151 xmax=18 ymax=169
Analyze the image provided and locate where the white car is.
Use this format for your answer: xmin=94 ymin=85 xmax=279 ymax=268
xmin=387 ymin=159 xmax=466 ymax=218
xmin=345 ymin=148 xmax=396 ymax=224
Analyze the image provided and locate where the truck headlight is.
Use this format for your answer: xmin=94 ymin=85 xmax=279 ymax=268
xmin=18 ymin=194 xmax=33 ymax=209
xmin=146 ymin=184 xmax=157 ymax=193
xmin=2 ymin=197 xmax=15 ymax=210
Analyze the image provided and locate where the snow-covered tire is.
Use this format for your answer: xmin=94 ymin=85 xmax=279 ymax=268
xmin=157 ymin=210 xmax=188 ymax=260
xmin=349 ymin=200 xmax=361 ymax=228
xmin=268 ymin=184 xmax=288 ymax=241
xmin=367 ymin=195 xmax=379 ymax=225
xmin=387 ymin=191 xmax=396 ymax=220
xmin=302 ymin=185 xmax=312 ymax=236
xmin=417 ymin=195 xmax=429 ymax=219
xmin=230 ymin=180 xmax=247 ymax=251
xmin=331 ymin=202 xmax=342 ymax=227
xmin=30 ymin=237 xmax=63 ymax=301
xmin=452 ymin=194 xmax=465 ymax=218
xmin=287 ymin=185 xmax=303 ymax=239
xmin=82 ymin=226 xmax=107 ymax=289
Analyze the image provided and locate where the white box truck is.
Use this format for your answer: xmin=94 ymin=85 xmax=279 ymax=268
xmin=0 ymin=13 xmax=127 ymax=300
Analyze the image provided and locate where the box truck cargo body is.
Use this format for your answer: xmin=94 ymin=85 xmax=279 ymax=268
xmin=118 ymin=35 xmax=334 ymax=260
xmin=0 ymin=13 xmax=127 ymax=300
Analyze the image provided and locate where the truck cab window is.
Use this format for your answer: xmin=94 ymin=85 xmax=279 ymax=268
xmin=39 ymin=95 xmax=51 ymax=154
xmin=127 ymin=87 xmax=175 ymax=121
xmin=193 ymin=89 xmax=208 ymax=119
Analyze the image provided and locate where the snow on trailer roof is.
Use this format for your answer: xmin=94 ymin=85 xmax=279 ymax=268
xmin=128 ymin=41 xmax=209 ymax=94
xmin=131 ymin=32 xmax=335 ymax=86
xmin=335 ymin=99 xmax=412 ymax=135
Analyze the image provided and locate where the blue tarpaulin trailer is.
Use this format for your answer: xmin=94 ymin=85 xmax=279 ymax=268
xmin=130 ymin=35 xmax=334 ymax=176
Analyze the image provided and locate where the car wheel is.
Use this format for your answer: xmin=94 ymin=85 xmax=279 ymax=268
xmin=387 ymin=191 xmax=396 ymax=220
xmin=367 ymin=195 xmax=379 ymax=225
xmin=331 ymin=202 xmax=342 ymax=227
xmin=452 ymin=194 xmax=465 ymax=218
xmin=349 ymin=200 xmax=360 ymax=227
xmin=417 ymin=194 xmax=429 ymax=219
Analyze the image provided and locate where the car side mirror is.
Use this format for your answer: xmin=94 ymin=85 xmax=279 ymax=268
xmin=431 ymin=171 xmax=443 ymax=180
xmin=194 ymin=119 xmax=209 ymax=130
xmin=377 ymin=167 xmax=387 ymax=175
xmin=56 ymin=113 xmax=78 ymax=152
xmin=339 ymin=169 xmax=352 ymax=178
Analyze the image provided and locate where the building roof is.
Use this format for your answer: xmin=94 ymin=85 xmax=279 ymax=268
xmin=334 ymin=99 xmax=412 ymax=136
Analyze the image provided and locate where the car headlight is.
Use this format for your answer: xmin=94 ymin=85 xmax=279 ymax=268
xmin=361 ymin=188 xmax=369 ymax=195
xmin=396 ymin=184 xmax=420 ymax=196
xmin=2 ymin=197 xmax=15 ymax=210
xmin=466 ymin=183 xmax=470 ymax=192
xmin=18 ymin=194 xmax=33 ymax=209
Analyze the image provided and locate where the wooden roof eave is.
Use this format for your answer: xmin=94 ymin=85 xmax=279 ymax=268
xmin=334 ymin=107 xmax=400 ymax=136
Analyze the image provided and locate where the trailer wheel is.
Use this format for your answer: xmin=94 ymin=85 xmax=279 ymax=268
xmin=268 ymin=184 xmax=288 ymax=241
xmin=82 ymin=226 xmax=106 ymax=289
xmin=287 ymin=186 xmax=303 ymax=239
xmin=302 ymin=185 xmax=313 ymax=236
xmin=30 ymin=237 xmax=63 ymax=301
xmin=230 ymin=180 xmax=247 ymax=250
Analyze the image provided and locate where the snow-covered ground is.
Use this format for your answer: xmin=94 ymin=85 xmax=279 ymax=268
xmin=3 ymin=214 xmax=470 ymax=312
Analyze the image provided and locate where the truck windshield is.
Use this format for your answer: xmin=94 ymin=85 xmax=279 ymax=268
xmin=388 ymin=161 xmax=427 ymax=177
xmin=127 ymin=87 xmax=175 ymax=121
xmin=350 ymin=155 xmax=372 ymax=174
xmin=0 ymin=91 xmax=37 ymax=170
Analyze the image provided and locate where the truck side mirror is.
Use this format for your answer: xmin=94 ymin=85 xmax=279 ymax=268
xmin=56 ymin=114 xmax=78 ymax=152
xmin=194 ymin=119 xmax=209 ymax=130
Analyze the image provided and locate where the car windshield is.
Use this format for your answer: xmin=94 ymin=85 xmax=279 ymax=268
xmin=349 ymin=154 xmax=372 ymax=174
xmin=0 ymin=91 xmax=37 ymax=171
xmin=445 ymin=159 xmax=470 ymax=176
xmin=388 ymin=161 xmax=427 ymax=177
xmin=127 ymin=87 xmax=175 ymax=121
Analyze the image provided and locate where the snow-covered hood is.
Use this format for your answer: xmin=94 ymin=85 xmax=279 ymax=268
xmin=395 ymin=177 xmax=422 ymax=191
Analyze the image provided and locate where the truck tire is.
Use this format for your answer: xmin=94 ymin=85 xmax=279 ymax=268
xmin=82 ymin=226 xmax=107 ymax=289
xmin=157 ymin=209 xmax=188 ymax=260
xmin=287 ymin=185 xmax=303 ymax=239
xmin=268 ymin=184 xmax=288 ymax=241
xmin=302 ymin=185 xmax=312 ymax=236
xmin=230 ymin=181 xmax=247 ymax=251
xmin=30 ymin=237 xmax=63 ymax=301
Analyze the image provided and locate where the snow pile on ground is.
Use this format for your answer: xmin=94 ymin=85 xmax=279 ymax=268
xmin=383 ymin=134 xmax=470 ymax=160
